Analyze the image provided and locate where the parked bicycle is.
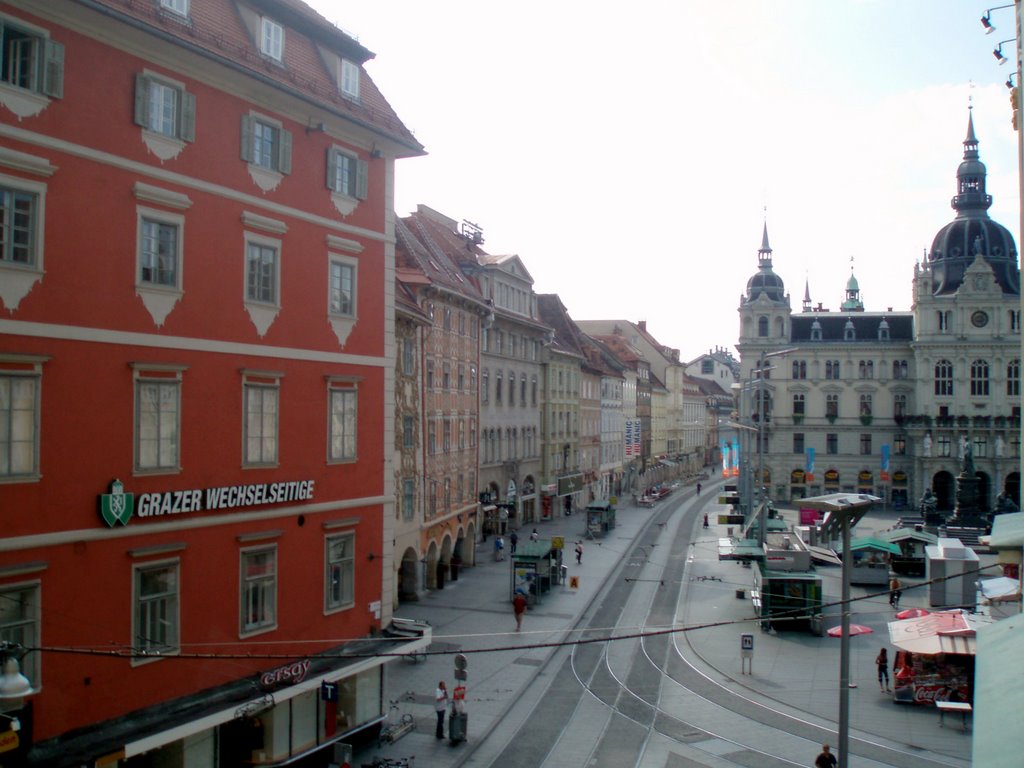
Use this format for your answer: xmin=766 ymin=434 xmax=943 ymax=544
xmin=378 ymin=691 xmax=416 ymax=746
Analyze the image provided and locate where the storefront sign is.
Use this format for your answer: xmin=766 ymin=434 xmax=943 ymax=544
xmin=790 ymin=469 xmax=805 ymax=484
xmin=557 ymin=474 xmax=583 ymax=496
xmin=824 ymin=469 xmax=840 ymax=486
xmin=260 ymin=659 xmax=311 ymax=689
xmin=99 ymin=479 xmax=315 ymax=527
xmin=893 ymin=471 xmax=908 ymax=485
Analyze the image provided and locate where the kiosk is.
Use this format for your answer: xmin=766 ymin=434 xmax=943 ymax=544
xmin=849 ymin=537 xmax=900 ymax=585
xmin=585 ymin=499 xmax=616 ymax=538
xmin=510 ymin=539 xmax=563 ymax=605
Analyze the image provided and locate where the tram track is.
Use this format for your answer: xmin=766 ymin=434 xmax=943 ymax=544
xmin=485 ymin=488 xmax=969 ymax=768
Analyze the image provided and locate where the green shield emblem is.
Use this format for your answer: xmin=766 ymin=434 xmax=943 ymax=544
xmin=100 ymin=480 xmax=134 ymax=527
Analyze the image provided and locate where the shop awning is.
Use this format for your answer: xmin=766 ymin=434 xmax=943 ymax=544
xmin=122 ymin=624 xmax=432 ymax=759
xmin=718 ymin=537 xmax=762 ymax=561
xmin=887 ymin=610 xmax=990 ymax=656
xmin=807 ymin=545 xmax=842 ymax=566
xmin=980 ymin=576 xmax=1022 ymax=602
xmin=850 ymin=537 xmax=901 ymax=555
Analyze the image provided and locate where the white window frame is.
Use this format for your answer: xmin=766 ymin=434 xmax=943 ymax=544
xmin=0 ymin=173 xmax=46 ymax=314
xmin=0 ymin=580 xmax=39 ymax=684
xmin=260 ymin=17 xmax=284 ymax=61
xmin=340 ymin=59 xmax=360 ymax=100
xmin=240 ymin=545 xmax=277 ymax=635
xmin=243 ymin=372 xmax=280 ymax=467
xmin=133 ymin=72 xmax=194 ymax=144
xmin=327 ymin=379 xmax=357 ymax=462
xmin=244 ymin=234 xmax=280 ymax=307
xmin=0 ymin=358 xmax=42 ymax=480
xmin=241 ymin=113 xmax=291 ymax=191
xmin=0 ymin=15 xmax=64 ymax=117
xmin=132 ymin=559 xmax=179 ymax=663
xmin=325 ymin=533 xmax=355 ymax=613
xmin=159 ymin=0 xmax=189 ymax=16
xmin=327 ymin=147 xmax=368 ymax=200
xmin=137 ymin=206 xmax=184 ymax=291
xmin=133 ymin=364 xmax=183 ymax=474
xmin=328 ymin=256 xmax=356 ymax=318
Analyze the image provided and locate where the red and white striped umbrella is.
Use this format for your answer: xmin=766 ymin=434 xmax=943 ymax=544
xmin=826 ymin=623 xmax=874 ymax=638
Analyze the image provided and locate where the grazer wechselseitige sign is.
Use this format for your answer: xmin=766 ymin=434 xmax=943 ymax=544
xmin=98 ymin=479 xmax=315 ymax=527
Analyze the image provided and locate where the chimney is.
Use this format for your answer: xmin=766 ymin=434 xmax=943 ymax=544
xmin=638 ymin=320 xmax=646 ymax=331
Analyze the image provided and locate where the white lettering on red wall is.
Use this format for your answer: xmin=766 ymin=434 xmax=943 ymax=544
xmin=136 ymin=480 xmax=315 ymax=519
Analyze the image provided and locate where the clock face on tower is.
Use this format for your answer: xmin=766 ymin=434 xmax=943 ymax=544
xmin=971 ymin=310 xmax=989 ymax=328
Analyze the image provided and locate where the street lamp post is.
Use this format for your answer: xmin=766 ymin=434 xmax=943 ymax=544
xmin=752 ymin=348 xmax=797 ymax=546
xmin=801 ymin=493 xmax=879 ymax=768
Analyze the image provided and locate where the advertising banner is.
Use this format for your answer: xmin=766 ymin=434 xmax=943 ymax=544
xmin=805 ymin=447 xmax=815 ymax=482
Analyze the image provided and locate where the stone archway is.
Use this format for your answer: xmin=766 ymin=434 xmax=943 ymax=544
xmin=463 ymin=521 xmax=477 ymax=565
xmin=425 ymin=540 xmax=439 ymax=590
xmin=436 ymin=534 xmax=453 ymax=590
xmin=932 ymin=470 xmax=955 ymax=511
xmin=398 ymin=546 xmax=420 ymax=602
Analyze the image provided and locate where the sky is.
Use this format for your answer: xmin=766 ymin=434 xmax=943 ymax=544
xmin=307 ymin=0 xmax=1022 ymax=363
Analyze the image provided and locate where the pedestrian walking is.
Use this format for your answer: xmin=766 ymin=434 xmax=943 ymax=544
xmin=434 ymin=681 xmax=448 ymax=738
xmin=889 ymin=576 xmax=902 ymax=608
xmin=702 ymin=512 xmax=709 ymax=529
xmin=530 ymin=528 xmax=539 ymax=542
xmin=697 ymin=482 xmax=702 ymax=495
xmin=494 ymin=536 xmax=504 ymax=561
xmin=814 ymin=743 xmax=837 ymax=768
xmin=513 ymin=590 xmax=528 ymax=631
xmin=509 ymin=530 xmax=518 ymax=554
xmin=575 ymin=541 xmax=583 ymax=564
xmin=876 ymin=647 xmax=891 ymax=692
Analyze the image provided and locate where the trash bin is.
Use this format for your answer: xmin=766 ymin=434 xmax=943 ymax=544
xmin=448 ymin=712 xmax=467 ymax=743
xmin=810 ymin=614 xmax=823 ymax=636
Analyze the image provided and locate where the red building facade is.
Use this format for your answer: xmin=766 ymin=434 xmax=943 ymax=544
xmin=0 ymin=1 xmax=425 ymax=765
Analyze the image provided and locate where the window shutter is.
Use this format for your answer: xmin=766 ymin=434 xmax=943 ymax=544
xmin=326 ymin=149 xmax=338 ymax=191
xmin=42 ymin=39 xmax=65 ymax=99
xmin=180 ymin=91 xmax=196 ymax=142
xmin=240 ymin=115 xmax=254 ymax=162
xmin=133 ymin=73 xmax=151 ymax=128
xmin=277 ymin=127 xmax=292 ymax=174
xmin=355 ymin=159 xmax=368 ymax=200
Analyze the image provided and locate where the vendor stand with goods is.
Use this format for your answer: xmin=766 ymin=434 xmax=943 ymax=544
xmin=887 ymin=609 xmax=991 ymax=705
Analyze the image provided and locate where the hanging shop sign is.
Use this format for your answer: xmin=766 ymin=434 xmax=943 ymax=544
xmin=98 ymin=478 xmax=315 ymax=527
xmin=259 ymin=659 xmax=312 ymax=690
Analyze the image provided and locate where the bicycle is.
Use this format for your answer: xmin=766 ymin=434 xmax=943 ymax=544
xmin=378 ymin=692 xmax=416 ymax=746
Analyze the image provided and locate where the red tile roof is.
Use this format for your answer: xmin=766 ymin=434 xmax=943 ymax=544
xmin=87 ymin=0 xmax=423 ymax=153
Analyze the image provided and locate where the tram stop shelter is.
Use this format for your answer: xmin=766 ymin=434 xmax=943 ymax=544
xmin=510 ymin=538 xmax=564 ymax=606
xmin=585 ymin=499 xmax=616 ymax=538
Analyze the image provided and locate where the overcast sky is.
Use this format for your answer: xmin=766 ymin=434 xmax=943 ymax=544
xmin=308 ymin=0 xmax=1021 ymax=362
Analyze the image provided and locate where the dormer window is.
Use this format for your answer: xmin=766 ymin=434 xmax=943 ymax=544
xmin=844 ymin=319 xmax=855 ymax=340
xmin=340 ymin=59 xmax=360 ymax=100
xmin=159 ymin=0 xmax=189 ymax=16
xmin=810 ymin=320 xmax=822 ymax=341
xmin=260 ymin=18 xmax=283 ymax=61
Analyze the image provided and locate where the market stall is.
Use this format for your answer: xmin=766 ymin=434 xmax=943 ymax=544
xmin=887 ymin=610 xmax=991 ymax=705
xmin=849 ymin=537 xmax=900 ymax=585
xmin=881 ymin=527 xmax=937 ymax=577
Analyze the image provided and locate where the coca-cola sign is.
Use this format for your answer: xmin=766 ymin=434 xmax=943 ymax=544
xmin=913 ymin=684 xmax=968 ymax=705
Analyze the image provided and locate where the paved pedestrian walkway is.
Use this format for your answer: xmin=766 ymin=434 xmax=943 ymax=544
xmin=361 ymin=484 xmax=977 ymax=767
